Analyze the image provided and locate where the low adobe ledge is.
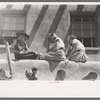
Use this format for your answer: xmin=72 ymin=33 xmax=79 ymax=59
xmin=0 ymin=59 xmax=100 ymax=80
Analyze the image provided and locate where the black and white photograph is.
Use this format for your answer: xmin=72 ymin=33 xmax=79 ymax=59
xmin=0 ymin=2 xmax=100 ymax=98
xmin=0 ymin=3 xmax=100 ymax=81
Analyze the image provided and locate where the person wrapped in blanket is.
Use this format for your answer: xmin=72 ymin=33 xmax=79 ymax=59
xmin=12 ymin=32 xmax=38 ymax=60
xmin=66 ymin=35 xmax=88 ymax=63
xmin=38 ymin=33 xmax=66 ymax=61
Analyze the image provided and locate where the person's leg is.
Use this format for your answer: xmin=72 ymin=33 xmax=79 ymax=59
xmin=22 ymin=52 xmax=38 ymax=59
xmin=14 ymin=52 xmax=38 ymax=60
xmin=38 ymin=50 xmax=66 ymax=61
xmin=68 ymin=51 xmax=88 ymax=63
xmin=14 ymin=53 xmax=23 ymax=60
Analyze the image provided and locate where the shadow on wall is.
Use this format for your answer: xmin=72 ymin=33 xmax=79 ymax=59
xmin=55 ymin=70 xmax=66 ymax=81
xmin=82 ymin=72 xmax=98 ymax=81
xmin=48 ymin=61 xmax=60 ymax=72
xmin=64 ymin=26 xmax=71 ymax=53
xmin=27 ymin=5 xmax=49 ymax=47
xmin=43 ymin=5 xmax=67 ymax=48
xmin=64 ymin=5 xmax=84 ymax=53
xmin=27 ymin=5 xmax=85 ymax=51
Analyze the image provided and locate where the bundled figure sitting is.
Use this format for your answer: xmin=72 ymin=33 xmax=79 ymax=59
xmin=38 ymin=32 xmax=66 ymax=61
xmin=12 ymin=32 xmax=87 ymax=63
xmin=12 ymin=32 xmax=38 ymax=60
xmin=66 ymin=35 xmax=88 ymax=63
xmin=12 ymin=32 xmax=66 ymax=61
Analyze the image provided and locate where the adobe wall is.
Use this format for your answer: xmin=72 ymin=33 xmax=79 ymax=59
xmin=0 ymin=59 xmax=100 ymax=80
xmin=26 ymin=5 xmax=97 ymax=53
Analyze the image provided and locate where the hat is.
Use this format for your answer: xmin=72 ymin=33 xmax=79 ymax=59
xmin=16 ymin=32 xmax=29 ymax=40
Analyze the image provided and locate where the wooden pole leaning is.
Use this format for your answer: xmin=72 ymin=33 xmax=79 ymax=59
xmin=5 ymin=41 xmax=13 ymax=78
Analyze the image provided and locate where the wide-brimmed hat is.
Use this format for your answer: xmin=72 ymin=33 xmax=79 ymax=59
xmin=16 ymin=32 xmax=29 ymax=40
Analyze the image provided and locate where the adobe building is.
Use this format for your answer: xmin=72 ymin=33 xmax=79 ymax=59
xmin=0 ymin=4 xmax=100 ymax=60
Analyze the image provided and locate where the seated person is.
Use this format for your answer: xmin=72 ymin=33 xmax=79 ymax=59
xmin=38 ymin=33 xmax=66 ymax=61
xmin=12 ymin=32 xmax=38 ymax=60
xmin=66 ymin=35 xmax=88 ymax=63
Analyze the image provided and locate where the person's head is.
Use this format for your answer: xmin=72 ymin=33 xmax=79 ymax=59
xmin=16 ymin=32 xmax=29 ymax=42
xmin=67 ymin=35 xmax=76 ymax=45
xmin=48 ymin=33 xmax=57 ymax=43
xmin=25 ymin=68 xmax=37 ymax=80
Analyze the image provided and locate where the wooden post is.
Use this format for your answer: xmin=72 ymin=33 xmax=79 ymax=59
xmin=5 ymin=41 xmax=13 ymax=77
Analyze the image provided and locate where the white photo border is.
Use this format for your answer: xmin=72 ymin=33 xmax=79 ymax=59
xmin=0 ymin=2 xmax=100 ymax=98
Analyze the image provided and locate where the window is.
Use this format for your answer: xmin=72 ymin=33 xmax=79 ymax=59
xmin=71 ymin=17 xmax=95 ymax=47
xmin=3 ymin=16 xmax=25 ymax=31
xmin=0 ymin=15 xmax=26 ymax=45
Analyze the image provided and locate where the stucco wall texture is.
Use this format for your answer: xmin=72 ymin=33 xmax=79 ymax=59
xmin=26 ymin=5 xmax=97 ymax=53
xmin=0 ymin=5 xmax=99 ymax=61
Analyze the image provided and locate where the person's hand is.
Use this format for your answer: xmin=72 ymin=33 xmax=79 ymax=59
xmin=24 ymin=51 xmax=28 ymax=54
xmin=20 ymin=51 xmax=25 ymax=54
xmin=18 ymin=46 xmax=23 ymax=51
